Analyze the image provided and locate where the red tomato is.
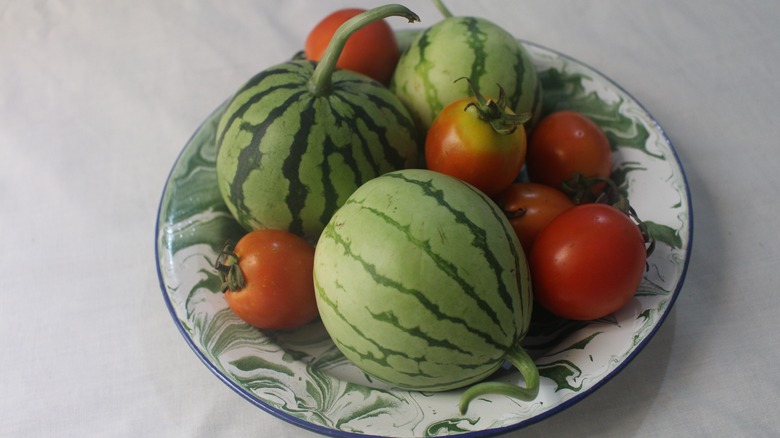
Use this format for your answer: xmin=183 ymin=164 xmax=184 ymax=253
xmin=496 ymin=182 xmax=575 ymax=254
xmin=216 ymin=229 xmax=318 ymax=330
xmin=530 ymin=203 xmax=647 ymax=321
xmin=425 ymin=97 xmax=527 ymax=196
xmin=526 ymin=110 xmax=612 ymax=191
xmin=304 ymin=8 xmax=399 ymax=84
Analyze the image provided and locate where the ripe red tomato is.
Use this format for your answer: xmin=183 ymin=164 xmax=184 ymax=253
xmin=496 ymin=182 xmax=575 ymax=254
xmin=530 ymin=203 xmax=647 ymax=321
xmin=526 ymin=110 xmax=612 ymax=191
xmin=216 ymin=229 xmax=318 ymax=330
xmin=425 ymin=96 xmax=527 ymax=196
xmin=304 ymin=8 xmax=400 ymax=85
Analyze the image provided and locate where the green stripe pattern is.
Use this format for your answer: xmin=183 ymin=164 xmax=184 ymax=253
xmin=390 ymin=16 xmax=542 ymax=131
xmin=313 ymin=169 xmax=532 ymax=391
xmin=216 ymin=60 xmax=419 ymax=242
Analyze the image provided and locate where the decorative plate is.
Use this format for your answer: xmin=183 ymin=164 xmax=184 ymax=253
xmin=155 ymin=41 xmax=692 ymax=437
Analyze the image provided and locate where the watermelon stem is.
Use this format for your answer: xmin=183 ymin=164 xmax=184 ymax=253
xmin=432 ymin=0 xmax=454 ymax=18
xmin=308 ymin=4 xmax=420 ymax=96
xmin=458 ymin=345 xmax=540 ymax=414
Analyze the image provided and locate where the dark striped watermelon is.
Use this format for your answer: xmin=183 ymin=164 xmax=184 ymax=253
xmin=390 ymin=15 xmax=542 ymax=132
xmin=216 ymin=6 xmax=420 ymax=243
xmin=313 ymin=169 xmax=538 ymax=411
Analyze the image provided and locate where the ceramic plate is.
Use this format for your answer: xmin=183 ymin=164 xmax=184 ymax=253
xmin=155 ymin=41 xmax=692 ymax=437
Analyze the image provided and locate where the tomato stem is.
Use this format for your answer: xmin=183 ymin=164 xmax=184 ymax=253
xmin=458 ymin=344 xmax=539 ymax=414
xmin=214 ymin=241 xmax=246 ymax=292
xmin=504 ymin=207 xmax=528 ymax=219
xmin=456 ymin=77 xmax=530 ymax=135
xmin=308 ymin=4 xmax=420 ymax=96
xmin=562 ymin=173 xmax=656 ymax=257
xmin=560 ymin=173 xmax=614 ymax=205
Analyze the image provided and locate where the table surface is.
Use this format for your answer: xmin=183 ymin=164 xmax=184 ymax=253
xmin=2 ymin=1 xmax=779 ymax=436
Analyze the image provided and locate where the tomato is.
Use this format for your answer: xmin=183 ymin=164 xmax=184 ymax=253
xmin=529 ymin=203 xmax=647 ymax=321
xmin=215 ymin=229 xmax=318 ymax=330
xmin=425 ymin=86 xmax=528 ymax=196
xmin=526 ymin=110 xmax=612 ymax=191
xmin=496 ymin=182 xmax=575 ymax=254
xmin=304 ymin=8 xmax=399 ymax=84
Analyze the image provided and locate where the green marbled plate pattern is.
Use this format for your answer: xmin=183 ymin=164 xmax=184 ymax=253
xmin=155 ymin=42 xmax=692 ymax=437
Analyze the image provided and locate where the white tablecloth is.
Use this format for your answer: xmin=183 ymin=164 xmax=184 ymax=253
xmin=2 ymin=0 xmax=778 ymax=436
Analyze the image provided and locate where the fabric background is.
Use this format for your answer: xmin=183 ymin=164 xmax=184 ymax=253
xmin=2 ymin=0 xmax=778 ymax=436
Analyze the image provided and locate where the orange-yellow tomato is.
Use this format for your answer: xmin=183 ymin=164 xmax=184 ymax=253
xmin=425 ymin=97 xmax=527 ymax=196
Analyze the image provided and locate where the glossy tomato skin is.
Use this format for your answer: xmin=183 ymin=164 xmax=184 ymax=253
xmin=526 ymin=110 xmax=612 ymax=190
xmin=496 ymin=182 xmax=575 ymax=255
xmin=304 ymin=8 xmax=399 ymax=84
xmin=425 ymin=98 xmax=527 ymax=196
xmin=530 ymin=203 xmax=646 ymax=321
xmin=224 ymin=229 xmax=318 ymax=330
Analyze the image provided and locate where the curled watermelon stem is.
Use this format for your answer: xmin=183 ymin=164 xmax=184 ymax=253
xmin=456 ymin=77 xmax=530 ymax=135
xmin=458 ymin=344 xmax=540 ymax=414
xmin=308 ymin=4 xmax=420 ymax=96
xmin=214 ymin=241 xmax=246 ymax=292
xmin=432 ymin=0 xmax=454 ymax=18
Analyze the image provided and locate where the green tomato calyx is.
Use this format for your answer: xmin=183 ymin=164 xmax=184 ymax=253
xmin=562 ymin=173 xmax=656 ymax=258
xmin=458 ymin=77 xmax=530 ymax=135
xmin=214 ymin=241 xmax=246 ymax=292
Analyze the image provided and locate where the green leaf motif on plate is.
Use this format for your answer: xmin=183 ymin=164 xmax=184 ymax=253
xmin=232 ymin=355 xmax=296 ymax=375
xmin=424 ymin=417 xmax=481 ymax=436
xmin=546 ymin=332 xmax=603 ymax=357
xmin=159 ymin=102 xmax=245 ymax=255
xmin=536 ymin=360 xmax=584 ymax=393
xmin=538 ymin=68 xmax=660 ymax=160
xmin=644 ymin=220 xmax=683 ymax=250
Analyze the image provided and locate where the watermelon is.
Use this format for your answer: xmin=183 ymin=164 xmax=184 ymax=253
xmin=390 ymin=15 xmax=542 ymax=132
xmin=313 ymin=169 xmax=539 ymax=413
xmin=215 ymin=5 xmax=420 ymax=243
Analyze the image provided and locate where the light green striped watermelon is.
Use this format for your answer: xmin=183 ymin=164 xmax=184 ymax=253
xmin=313 ymin=169 xmax=538 ymax=412
xmin=216 ymin=6 xmax=420 ymax=243
xmin=390 ymin=15 xmax=542 ymax=132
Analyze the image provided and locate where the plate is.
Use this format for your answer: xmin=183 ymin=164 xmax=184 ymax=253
xmin=155 ymin=41 xmax=692 ymax=437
